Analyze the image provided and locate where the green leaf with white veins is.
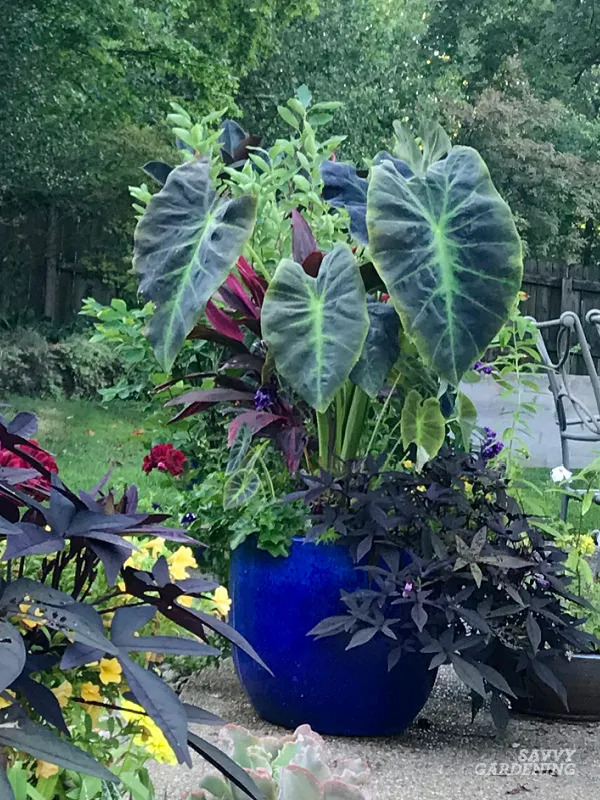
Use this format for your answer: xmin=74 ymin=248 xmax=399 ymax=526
xmin=262 ymin=245 xmax=369 ymax=413
xmin=401 ymin=390 xmax=445 ymax=470
xmin=367 ymin=147 xmax=523 ymax=385
xmin=134 ymin=158 xmax=257 ymax=370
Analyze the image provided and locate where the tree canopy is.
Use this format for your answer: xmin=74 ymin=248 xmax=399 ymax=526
xmin=238 ymin=0 xmax=600 ymax=262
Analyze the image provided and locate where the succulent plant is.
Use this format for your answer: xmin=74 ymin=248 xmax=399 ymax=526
xmin=186 ymin=724 xmax=370 ymax=800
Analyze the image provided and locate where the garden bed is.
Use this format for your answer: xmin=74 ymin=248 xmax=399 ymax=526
xmin=150 ymin=661 xmax=600 ymax=800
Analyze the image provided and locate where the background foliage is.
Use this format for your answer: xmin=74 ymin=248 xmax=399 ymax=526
xmin=238 ymin=0 xmax=600 ymax=263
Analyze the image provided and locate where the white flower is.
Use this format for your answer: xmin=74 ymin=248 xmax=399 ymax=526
xmin=550 ymin=465 xmax=573 ymax=483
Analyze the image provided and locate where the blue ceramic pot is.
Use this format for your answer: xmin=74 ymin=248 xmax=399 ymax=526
xmin=230 ymin=536 xmax=436 ymax=736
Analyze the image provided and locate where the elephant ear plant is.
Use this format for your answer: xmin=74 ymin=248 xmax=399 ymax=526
xmin=0 ymin=412 xmax=267 ymax=800
xmin=133 ymin=110 xmax=522 ymax=474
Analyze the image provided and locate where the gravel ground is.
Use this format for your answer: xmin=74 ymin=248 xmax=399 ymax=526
xmin=150 ymin=661 xmax=600 ymax=799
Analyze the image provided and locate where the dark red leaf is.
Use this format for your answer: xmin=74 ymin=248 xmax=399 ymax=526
xmin=302 ymin=250 xmax=324 ymax=277
xmin=187 ymin=324 xmax=249 ymax=353
xmin=227 ymin=411 xmax=286 ymax=447
xmin=292 ymin=209 xmax=318 ymax=265
xmin=206 ymin=300 xmax=245 ymax=342
xmin=165 ymin=388 xmax=254 ymax=408
xmin=236 ymin=256 xmax=267 ymax=307
xmin=276 ymin=425 xmax=307 ymax=474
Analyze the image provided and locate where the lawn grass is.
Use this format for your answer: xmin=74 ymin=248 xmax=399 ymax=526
xmin=3 ymin=395 xmax=175 ymax=512
xmin=521 ymin=467 xmax=600 ymax=529
xmin=5 ymin=394 xmax=600 ymax=533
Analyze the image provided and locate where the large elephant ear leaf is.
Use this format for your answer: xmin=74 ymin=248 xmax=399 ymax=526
xmin=367 ymin=147 xmax=523 ymax=385
xmin=320 ymin=161 xmax=369 ymax=244
xmin=262 ymin=245 xmax=369 ymax=413
xmin=401 ymin=390 xmax=445 ymax=470
xmin=134 ymin=158 xmax=257 ymax=370
xmin=392 ymin=120 xmax=451 ymax=176
xmin=350 ymin=302 xmax=400 ymax=398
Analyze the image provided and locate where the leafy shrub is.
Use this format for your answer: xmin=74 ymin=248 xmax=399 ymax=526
xmin=0 ymin=329 xmax=63 ymax=398
xmin=81 ymin=297 xmax=222 ymax=401
xmin=0 ymin=410 xmax=266 ymax=800
xmin=188 ymin=724 xmax=370 ymax=800
xmin=296 ymin=448 xmax=598 ymax=731
xmin=0 ymin=329 xmax=124 ymax=399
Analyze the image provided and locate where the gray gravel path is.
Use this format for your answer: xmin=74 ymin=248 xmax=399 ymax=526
xmin=150 ymin=661 xmax=600 ymax=799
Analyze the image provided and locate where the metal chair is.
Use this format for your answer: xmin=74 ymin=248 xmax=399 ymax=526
xmin=530 ymin=310 xmax=600 ymax=520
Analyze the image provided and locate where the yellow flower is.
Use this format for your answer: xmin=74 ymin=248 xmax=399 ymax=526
xmin=52 ymin=680 xmax=72 ymax=709
xmin=177 ymin=595 xmax=194 ymax=608
xmin=99 ymin=658 xmax=122 ymax=686
xmin=403 ymin=460 xmax=414 ymax=469
xmin=36 ymin=761 xmax=59 ymax=779
xmin=17 ymin=602 xmax=46 ymax=629
xmin=212 ymin=586 xmax=232 ymax=618
xmin=167 ymin=546 xmax=197 ymax=581
xmin=143 ymin=537 xmax=166 ymax=559
xmin=81 ymin=682 xmax=102 ymax=703
xmin=580 ymin=535 xmax=596 ymax=557
xmin=80 ymin=682 xmax=104 ymax=727
xmin=0 ymin=691 xmax=15 ymax=709
xmin=120 ymin=702 xmax=177 ymax=765
xmin=463 ymin=481 xmax=473 ymax=496
xmin=416 ymin=485 xmax=427 ymax=493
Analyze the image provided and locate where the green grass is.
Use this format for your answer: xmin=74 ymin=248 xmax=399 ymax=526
xmin=5 ymin=394 xmax=600 ymax=532
xmin=521 ymin=467 xmax=600 ymax=529
xmin=3 ymin=396 xmax=175 ymax=512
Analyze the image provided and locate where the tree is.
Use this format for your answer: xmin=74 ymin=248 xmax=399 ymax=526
xmin=238 ymin=0 xmax=600 ymax=262
xmin=0 ymin=0 xmax=317 ymax=322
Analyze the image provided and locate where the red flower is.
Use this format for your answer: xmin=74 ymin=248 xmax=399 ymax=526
xmin=0 ymin=440 xmax=59 ymax=500
xmin=142 ymin=444 xmax=186 ymax=476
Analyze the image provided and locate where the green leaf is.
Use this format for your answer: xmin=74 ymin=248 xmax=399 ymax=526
xmin=400 ymin=390 xmax=445 ymax=469
xmin=393 ymin=120 xmax=451 ymax=176
xmin=262 ymin=245 xmax=369 ymax=413
xmin=295 ymin=84 xmax=313 ymax=109
xmin=0 ymin=709 xmax=117 ymax=784
xmin=223 ymin=469 xmax=260 ymax=509
xmin=134 ymin=159 xmax=257 ymax=370
xmin=277 ymin=105 xmax=299 ymax=129
xmin=456 ymin=392 xmax=478 ymax=447
xmin=349 ymin=302 xmax=400 ymax=397
xmin=226 ymin=424 xmax=253 ymax=475
xmin=367 ymin=148 xmax=523 ymax=385
xmin=287 ymin=97 xmax=306 ymax=117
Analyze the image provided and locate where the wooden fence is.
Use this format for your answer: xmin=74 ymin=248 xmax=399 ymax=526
xmin=521 ymin=260 xmax=600 ymax=372
xmin=0 ymin=205 xmax=128 ymax=327
xmin=2 ymin=208 xmax=600 ymax=342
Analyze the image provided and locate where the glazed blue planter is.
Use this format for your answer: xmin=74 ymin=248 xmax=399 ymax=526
xmin=230 ymin=537 xmax=436 ymax=736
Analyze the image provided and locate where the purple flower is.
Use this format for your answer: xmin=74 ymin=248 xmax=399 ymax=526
xmin=402 ymin=581 xmax=413 ymax=598
xmin=254 ymin=384 xmax=277 ymax=411
xmin=481 ymin=427 xmax=504 ymax=462
xmin=534 ymin=573 xmax=549 ymax=588
xmin=482 ymin=440 xmax=504 ymax=461
xmin=151 ymin=502 xmax=162 ymax=511
xmin=472 ymin=360 xmax=493 ymax=375
xmin=181 ymin=512 xmax=196 ymax=524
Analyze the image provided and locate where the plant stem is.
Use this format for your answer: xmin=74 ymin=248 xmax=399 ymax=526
xmin=317 ymin=410 xmax=331 ymax=469
xmin=245 ymin=243 xmax=270 ymax=280
xmin=258 ymin=452 xmax=276 ymax=500
xmin=340 ymin=386 xmax=370 ymax=463
xmin=365 ymin=373 xmax=401 ymax=456
xmin=335 ymin=390 xmax=345 ymax=458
